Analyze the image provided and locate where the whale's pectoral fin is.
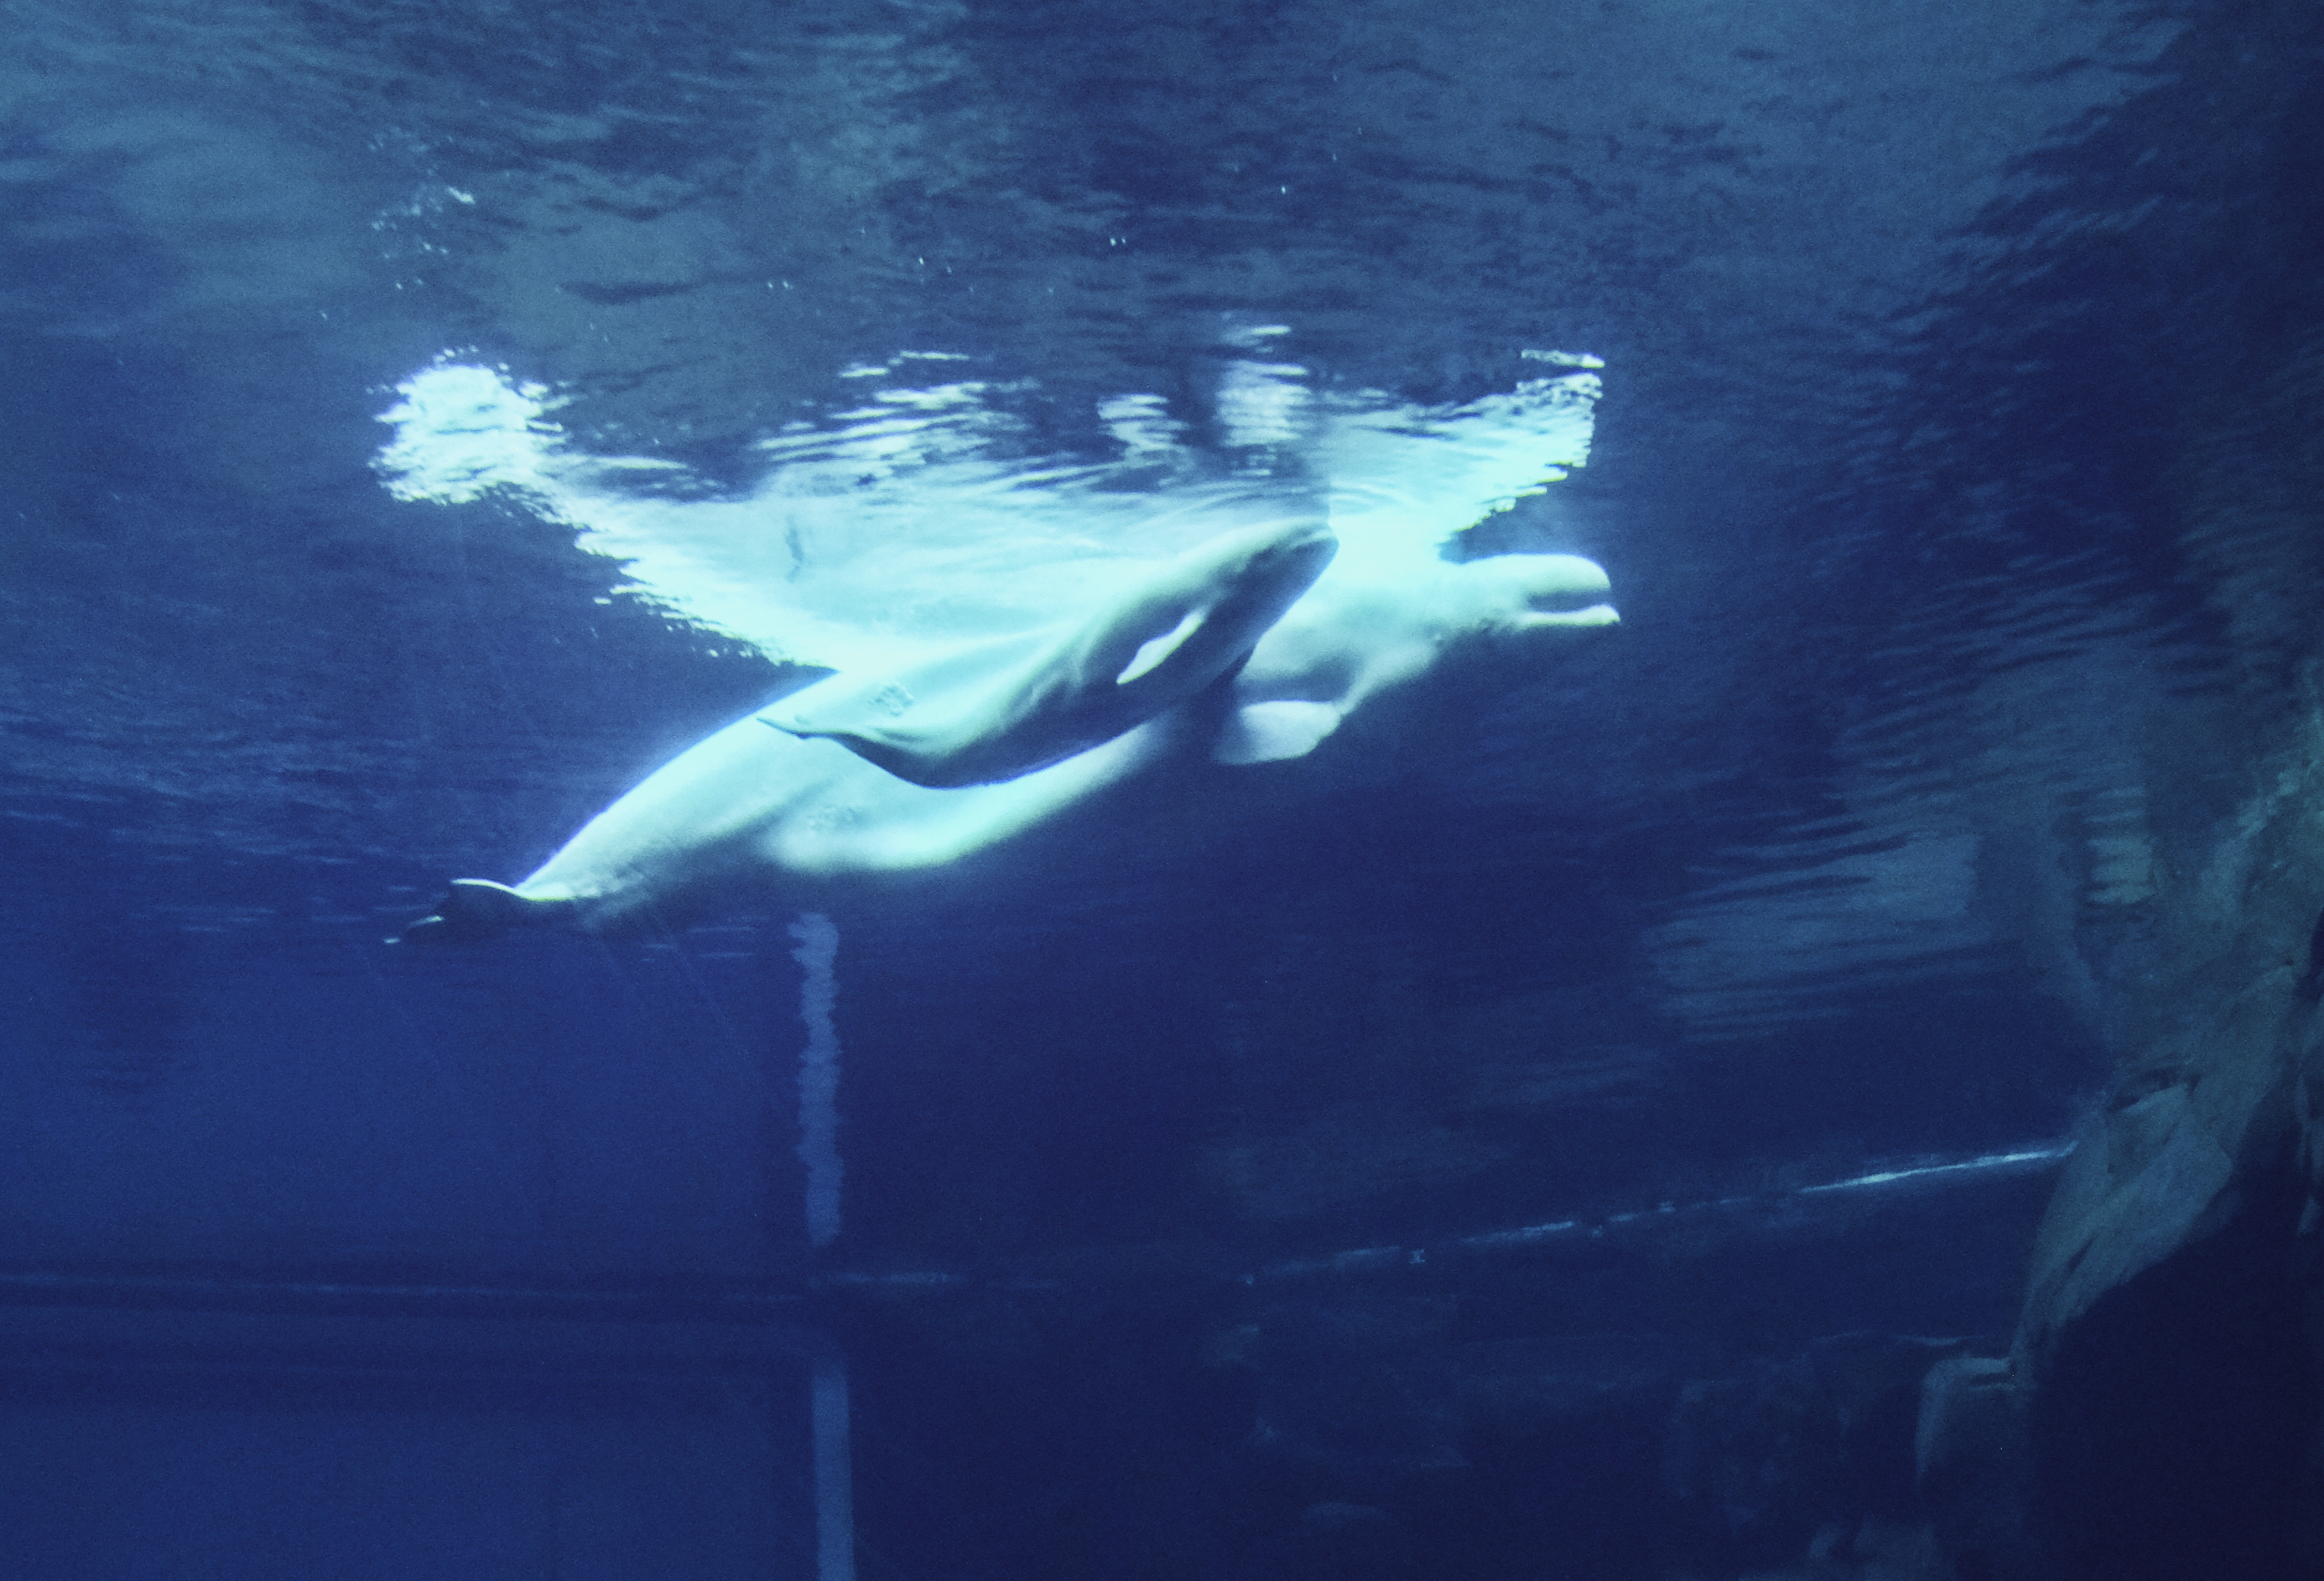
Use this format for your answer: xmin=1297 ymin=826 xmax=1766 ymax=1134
xmin=390 ymin=879 xmax=571 ymax=945
xmin=1213 ymin=699 xmax=1346 ymax=765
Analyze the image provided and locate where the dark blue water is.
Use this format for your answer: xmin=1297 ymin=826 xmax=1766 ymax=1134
xmin=4 ymin=0 xmax=2322 ymax=1575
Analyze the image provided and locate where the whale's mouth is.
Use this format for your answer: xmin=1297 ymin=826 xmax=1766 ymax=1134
xmin=1528 ymin=585 xmax=1613 ymax=612
xmin=1523 ymin=600 xmax=1621 ymax=628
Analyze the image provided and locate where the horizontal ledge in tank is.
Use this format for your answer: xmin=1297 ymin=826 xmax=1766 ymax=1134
xmin=1253 ymin=1143 xmax=2073 ymax=1283
xmin=806 ymin=1142 xmax=2076 ymax=1299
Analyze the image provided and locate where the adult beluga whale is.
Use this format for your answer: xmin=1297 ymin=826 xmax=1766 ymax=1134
xmin=394 ymin=535 xmax=1615 ymax=945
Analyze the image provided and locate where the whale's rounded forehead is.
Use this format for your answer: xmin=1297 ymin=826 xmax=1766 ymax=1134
xmin=1263 ymin=517 xmax=1337 ymax=553
xmin=1270 ymin=520 xmax=1339 ymax=571
xmin=1112 ymin=515 xmax=1337 ymax=624
xmin=1244 ymin=526 xmax=1337 ymax=593
xmin=1172 ymin=518 xmax=1337 ymax=614
xmin=1197 ymin=515 xmax=1337 ymax=572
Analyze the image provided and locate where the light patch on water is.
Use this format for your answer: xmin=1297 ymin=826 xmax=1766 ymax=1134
xmin=372 ymin=348 xmax=1602 ymax=674
xmin=2084 ymin=784 xmax=2157 ymax=907
xmin=1214 ymin=357 xmax=1312 ymax=450
xmin=1315 ymin=364 xmax=1600 ymax=584
xmin=1096 ymin=392 xmax=1186 ymax=455
xmin=374 ymin=361 xmax=568 ymax=505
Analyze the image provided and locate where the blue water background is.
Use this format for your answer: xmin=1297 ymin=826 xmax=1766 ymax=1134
xmin=3 ymin=0 xmax=2320 ymax=1574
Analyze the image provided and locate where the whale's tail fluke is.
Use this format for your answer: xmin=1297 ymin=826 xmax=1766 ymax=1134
xmin=389 ymin=879 xmax=568 ymax=945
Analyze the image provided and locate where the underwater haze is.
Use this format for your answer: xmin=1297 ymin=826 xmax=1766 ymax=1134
xmin=4 ymin=0 xmax=2323 ymax=1577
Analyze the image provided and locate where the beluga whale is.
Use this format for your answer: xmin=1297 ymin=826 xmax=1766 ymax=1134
xmin=396 ymin=516 xmax=1344 ymax=942
xmin=382 ymin=349 xmax=1621 ymax=945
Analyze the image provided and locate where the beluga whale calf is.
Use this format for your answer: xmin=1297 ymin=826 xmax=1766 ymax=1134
xmin=760 ymin=517 xmax=1337 ymax=786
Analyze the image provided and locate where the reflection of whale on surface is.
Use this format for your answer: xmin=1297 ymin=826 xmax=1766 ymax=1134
xmin=393 ymin=521 xmax=1615 ymax=943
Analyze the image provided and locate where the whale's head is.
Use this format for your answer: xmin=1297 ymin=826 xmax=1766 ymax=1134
xmin=1487 ymin=552 xmax=1619 ymax=630
xmin=1161 ymin=516 xmax=1340 ymax=661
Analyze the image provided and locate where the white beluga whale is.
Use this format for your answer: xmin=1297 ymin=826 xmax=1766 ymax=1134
xmin=394 ymin=535 xmax=1615 ymax=943
xmin=379 ymin=349 xmax=1619 ymax=943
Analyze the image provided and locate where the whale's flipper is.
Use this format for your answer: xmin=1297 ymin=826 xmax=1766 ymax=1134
xmin=1214 ymin=699 xmax=1347 ymax=765
xmin=762 ymin=517 xmax=1337 ymax=788
xmin=390 ymin=879 xmax=572 ymax=945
